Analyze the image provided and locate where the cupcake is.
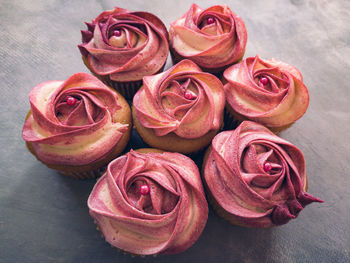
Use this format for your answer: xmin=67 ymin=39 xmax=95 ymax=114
xmin=78 ymin=7 xmax=169 ymax=99
xmin=223 ymin=55 xmax=309 ymax=132
xmin=132 ymin=59 xmax=225 ymax=154
xmin=202 ymin=121 xmax=323 ymax=228
xmin=169 ymin=4 xmax=247 ymax=75
xmin=88 ymin=149 xmax=208 ymax=255
xmin=22 ymin=73 xmax=131 ymax=179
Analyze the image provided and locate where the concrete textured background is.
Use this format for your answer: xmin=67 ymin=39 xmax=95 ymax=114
xmin=0 ymin=0 xmax=349 ymax=262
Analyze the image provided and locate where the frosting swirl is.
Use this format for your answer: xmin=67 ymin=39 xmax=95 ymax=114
xmin=133 ymin=59 xmax=225 ymax=139
xmin=169 ymin=4 xmax=247 ymax=69
xmin=224 ymin=56 xmax=309 ymax=127
xmin=204 ymin=121 xmax=323 ymax=228
xmin=78 ymin=7 xmax=169 ymax=82
xmin=88 ymin=150 xmax=208 ymax=255
xmin=22 ymin=73 xmax=128 ymax=166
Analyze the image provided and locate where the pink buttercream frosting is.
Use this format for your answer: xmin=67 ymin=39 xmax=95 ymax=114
xmin=133 ymin=59 xmax=225 ymax=139
xmin=169 ymin=4 xmax=247 ymax=69
xmin=88 ymin=150 xmax=208 ymax=255
xmin=22 ymin=73 xmax=128 ymax=166
xmin=204 ymin=121 xmax=323 ymax=228
xmin=224 ymin=55 xmax=309 ymax=127
xmin=78 ymin=7 xmax=169 ymax=82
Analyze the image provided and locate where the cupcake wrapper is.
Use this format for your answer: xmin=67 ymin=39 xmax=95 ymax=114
xmin=82 ymin=55 xmax=166 ymax=100
xmin=106 ymin=79 xmax=143 ymax=100
xmin=26 ymin=141 xmax=107 ymax=179
xmin=98 ymin=62 xmax=166 ymax=100
xmin=58 ymin=166 xmax=107 ymax=179
xmin=223 ymin=107 xmax=240 ymax=131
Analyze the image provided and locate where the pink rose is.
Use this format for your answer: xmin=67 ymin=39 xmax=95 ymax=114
xmin=79 ymin=7 xmax=169 ymax=82
xmin=133 ymin=59 xmax=225 ymax=139
xmin=224 ymin=56 xmax=309 ymax=128
xmin=22 ymin=73 xmax=128 ymax=166
xmin=88 ymin=150 xmax=208 ymax=255
xmin=169 ymin=4 xmax=247 ymax=70
xmin=204 ymin=121 xmax=323 ymax=227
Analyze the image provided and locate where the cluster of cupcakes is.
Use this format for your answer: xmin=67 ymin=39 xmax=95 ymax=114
xmin=22 ymin=4 xmax=322 ymax=256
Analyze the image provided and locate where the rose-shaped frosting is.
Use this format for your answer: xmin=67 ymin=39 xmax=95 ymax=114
xmin=88 ymin=150 xmax=208 ymax=255
xmin=224 ymin=56 xmax=309 ymax=127
xmin=204 ymin=121 xmax=323 ymax=228
xmin=22 ymin=73 xmax=128 ymax=166
xmin=78 ymin=7 xmax=169 ymax=82
xmin=169 ymin=4 xmax=247 ymax=69
xmin=133 ymin=59 xmax=225 ymax=139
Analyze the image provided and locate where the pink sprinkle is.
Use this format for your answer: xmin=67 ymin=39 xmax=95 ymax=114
xmin=207 ymin=17 xmax=215 ymax=25
xmin=184 ymin=90 xmax=196 ymax=100
xmin=112 ymin=30 xmax=121 ymax=37
xmin=139 ymin=184 xmax=150 ymax=195
xmin=66 ymin=96 xmax=77 ymax=106
xmin=260 ymin=77 xmax=269 ymax=85
xmin=264 ymin=162 xmax=272 ymax=172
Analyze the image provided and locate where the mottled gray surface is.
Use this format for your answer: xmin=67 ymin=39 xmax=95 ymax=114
xmin=0 ymin=0 xmax=349 ymax=262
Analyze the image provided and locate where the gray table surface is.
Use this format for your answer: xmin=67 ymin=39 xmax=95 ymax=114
xmin=1 ymin=0 xmax=349 ymax=262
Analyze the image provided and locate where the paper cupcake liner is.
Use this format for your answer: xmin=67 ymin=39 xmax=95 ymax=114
xmin=26 ymin=142 xmax=104 ymax=179
xmin=30 ymin=134 xmax=130 ymax=180
xmin=108 ymin=63 xmax=166 ymax=100
xmin=82 ymin=55 xmax=166 ymax=101
xmin=105 ymin=79 xmax=143 ymax=100
xmin=58 ymin=166 xmax=106 ymax=179
xmin=223 ymin=106 xmax=240 ymax=131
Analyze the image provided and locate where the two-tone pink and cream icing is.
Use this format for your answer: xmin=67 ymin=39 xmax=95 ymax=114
xmin=133 ymin=59 xmax=225 ymax=139
xmin=204 ymin=121 xmax=323 ymax=228
xmin=169 ymin=4 xmax=247 ymax=69
xmin=223 ymin=56 xmax=309 ymax=127
xmin=88 ymin=150 xmax=208 ymax=255
xmin=78 ymin=7 xmax=169 ymax=82
xmin=22 ymin=73 xmax=128 ymax=166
